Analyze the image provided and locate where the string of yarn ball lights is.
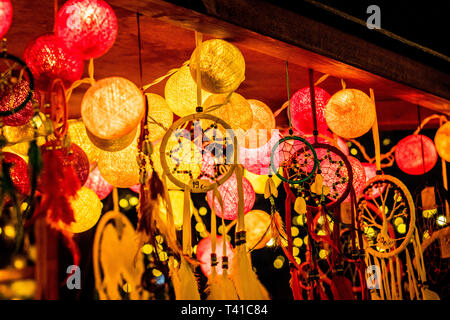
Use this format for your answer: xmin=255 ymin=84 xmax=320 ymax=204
xmin=243 ymin=99 xmax=276 ymax=148
xmin=395 ymin=134 xmax=438 ymax=175
xmin=81 ymin=77 xmax=145 ymax=141
xmin=145 ymin=93 xmax=173 ymax=142
xmin=325 ymin=87 xmax=376 ymax=139
xmin=434 ymin=121 xmax=450 ymax=162
xmin=0 ymin=0 xmax=12 ymax=39
xmin=23 ymin=33 xmax=84 ymax=91
xmin=67 ymin=119 xmax=101 ymax=163
xmin=189 ymin=39 xmax=245 ymax=94
xmin=55 ymin=0 xmax=118 ymax=60
xmin=164 ymin=65 xmax=211 ymax=117
xmin=0 ymin=79 xmax=36 ymax=127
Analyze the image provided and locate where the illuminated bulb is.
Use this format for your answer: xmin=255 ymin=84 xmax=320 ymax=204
xmin=119 ymin=198 xmax=129 ymax=208
xmin=273 ymin=258 xmax=283 ymax=269
xmin=395 ymin=134 xmax=438 ymax=175
xmin=152 ymin=269 xmax=162 ymax=277
xmin=4 ymin=225 xmax=15 ymax=238
xmin=293 ymin=237 xmax=303 ymax=247
xmin=129 ymin=196 xmax=139 ymax=206
xmin=142 ymin=244 xmax=153 ymax=255
xmin=199 ymin=207 xmax=208 ymax=216
xmin=265 ymin=238 xmax=275 ymax=247
xmin=397 ymin=224 xmax=406 ymax=234
xmin=13 ymin=257 xmax=26 ymax=270
xmin=436 ymin=215 xmax=447 ymax=227
xmin=291 ymin=226 xmax=299 ymax=237
xmin=319 ymin=249 xmax=328 ymax=259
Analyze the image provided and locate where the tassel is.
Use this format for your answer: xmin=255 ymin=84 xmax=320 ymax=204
xmin=170 ymin=256 xmax=200 ymax=300
xmin=270 ymin=210 xmax=288 ymax=247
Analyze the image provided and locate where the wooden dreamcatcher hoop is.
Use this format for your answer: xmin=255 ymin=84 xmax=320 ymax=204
xmin=0 ymin=51 xmax=34 ymax=117
xmin=159 ymin=112 xmax=237 ymax=193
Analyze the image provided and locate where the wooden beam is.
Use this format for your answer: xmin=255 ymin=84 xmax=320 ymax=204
xmin=107 ymin=0 xmax=449 ymax=115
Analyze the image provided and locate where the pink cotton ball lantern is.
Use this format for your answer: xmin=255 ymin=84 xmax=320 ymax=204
xmin=336 ymin=137 xmax=349 ymax=156
xmin=395 ymin=134 xmax=437 ymax=175
xmin=0 ymin=0 xmax=12 ymax=39
xmin=341 ymin=156 xmax=366 ymax=202
xmin=197 ymin=235 xmax=234 ymax=277
xmin=129 ymin=184 xmax=140 ymax=193
xmin=361 ymin=162 xmax=384 ymax=199
xmin=55 ymin=0 xmax=118 ymax=60
xmin=84 ymin=165 xmax=113 ymax=200
xmin=289 ymin=87 xmax=331 ymax=135
xmin=23 ymin=33 xmax=84 ymax=91
xmin=206 ymin=173 xmax=255 ymax=220
xmin=0 ymin=79 xmax=37 ymax=126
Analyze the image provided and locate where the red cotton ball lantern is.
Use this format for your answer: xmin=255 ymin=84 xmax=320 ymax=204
xmin=289 ymin=87 xmax=331 ymax=135
xmin=0 ymin=79 xmax=37 ymax=126
xmin=23 ymin=33 xmax=84 ymax=91
xmin=206 ymin=173 xmax=255 ymax=220
xmin=1 ymin=152 xmax=30 ymax=196
xmin=0 ymin=0 xmax=12 ymax=39
xmin=84 ymin=165 xmax=113 ymax=200
xmin=395 ymin=134 xmax=438 ymax=175
xmin=197 ymin=235 xmax=234 ymax=277
xmin=55 ymin=0 xmax=118 ymax=60
xmin=40 ymin=141 xmax=90 ymax=186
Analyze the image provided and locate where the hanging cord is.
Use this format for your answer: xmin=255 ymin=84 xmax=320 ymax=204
xmin=369 ymin=88 xmax=382 ymax=173
xmin=308 ymin=68 xmax=318 ymax=143
xmin=136 ymin=12 xmax=144 ymax=89
xmin=65 ymin=59 xmax=95 ymax=102
xmin=416 ymin=106 xmax=427 ymax=176
xmin=195 ymin=31 xmax=203 ymax=112
xmin=285 ymin=61 xmax=293 ymax=134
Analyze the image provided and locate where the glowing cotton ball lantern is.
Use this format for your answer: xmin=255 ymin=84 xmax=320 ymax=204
xmin=207 ymin=173 xmax=255 ymax=220
xmin=98 ymin=128 xmax=141 ymax=188
xmin=361 ymin=162 xmax=384 ymax=198
xmin=197 ymin=235 xmax=234 ymax=277
xmin=243 ymin=99 xmax=276 ymax=148
xmin=244 ymin=210 xmax=272 ymax=250
xmin=164 ymin=65 xmax=211 ymax=117
xmin=81 ymin=77 xmax=145 ymax=141
xmin=325 ymin=89 xmax=376 ymax=139
xmin=336 ymin=136 xmax=349 ymax=156
xmin=23 ymin=33 xmax=84 ymax=91
xmin=1 ymin=152 xmax=30 ymax=195
xmin=63 ymin=187 xmax=103 ymax=233
xmin=435 ymin=121 xmax=450 ymax=162
xmin=84 ymin=165 xmax=113 ymax=200
xmin=55 ymin=0 xmax=118 ymax=60
xmin=0 ymin=80 xmax=36 ymax=127
xmin=145 ymin=93 xmax=173 ymax=142
xmin=244 ymin=169 xmax=281 ymax=195
xmin=290 ymin=87 xmax=331 ymax=135
xmin=67 ymin=119 xmax=101 ymax=163
xmin=395 ymin=134 xmax=437 ymax=175
xmin=2 ymin=123 xmax=46 ymax=156
xmin=0 ymin=0 xmax=12 ymax=39
xmin=189 ymin=39 xmax=245 ymax=94
xmin=202 ymin=93 xmax=253 ymax=131
xmin=160 ymin=190 xmax=194 ymax=229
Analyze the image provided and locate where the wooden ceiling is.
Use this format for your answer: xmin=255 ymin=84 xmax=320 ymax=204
xmin=5 ymin=0 xmax=449 ymax=130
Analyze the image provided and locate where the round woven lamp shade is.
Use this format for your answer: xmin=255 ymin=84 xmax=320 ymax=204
xmin=0 ymin=79 xmax=35 ymax=127
xmin=68 ymin=119 xmax=101 ymax=163
xmin=0 ymin=0 xmax=12 ymax=39
xmin=189 ymin=39 xmax=245 ymax=94
xmin=242 ymin=99 xmax=276 ymax=148
xmin=395 ymin=134 xmax=437 ymax=175
xmin=206 ymin=172 xmax=255 ymax=220
xmin=325 ymin=89 xmax=376 ymax=139
xmin=197 ymin=235 xmax=234 ymax=277
xmin=98 ymin=127 xmax=141 ymax=188
xmin=63 ymin=187 xmax=103 ymax=233
xmin=244 ymin=210 xmax=272 ymax=250
xmin=81 ymin=77 xmax=145 ymax=141
xmin=84 ymin=165 xmax=113 ymax=200
xmin=1 ymin=152 xmax=30 ymax=196
xmin=55 ymin=0 xmax=118 ymax=60
xmin=342 ymin=156 xmax=366 ymax=202
xmin=290 ymin=87 xmax=331 ymax=135
xmin=145 ymin=93 xmax=173 ymax=142
xmin=2 ymin=123 xmax=46 ymax=156
xmin=164 ymin=65 xmax=211 ymax=117
xmin=23 ymin=33 xmax=84 ymax=91
xmin=202 ymin=92 xmax=253 ymax=131
xmin=435 ymin=121 xmax=450 ymax=162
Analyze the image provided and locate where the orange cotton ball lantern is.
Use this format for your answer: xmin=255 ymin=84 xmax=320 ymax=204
xmin=84 ymin=165 xmax=113 ymax=200
xmin=164 ymin=65 xmax=211 ymax=117
xmin=325 ymin=89 xmax=376 ymax=139
xmin=202 ymin=93 xmax=253 ymax=131
xmin=189 ymin=39 xmax=245 ymax=94
xmin=206 ymin=173 xmax=255 ymax=220
xmin=81 ymin=77 xmax=145 ymax=141
xmin=63 ymin=187 xmax=103 ymax=233
xmin=242 ymin=99 xmax=276 ymax=148
xmin=197 ymin=235 xmax=234 ymax=277
xmin=395 ymin=134 xmax=438 ymax=175
xmin=145 ymin=93 xmax=173 ymax=142
xmin=434 ymin=121 xmax=450 ymax=162
xmin=244 ymin=210 xmax=272 ymax=250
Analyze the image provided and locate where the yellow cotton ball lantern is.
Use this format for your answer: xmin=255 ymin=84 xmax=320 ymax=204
xmin=435 ymin=121 xmax=450 ymax=162
xmin=325 ymin=89 xmax=376 ymax=139
xmin=98 ymin=127 xmax=141 ymax=188
xmin=244 ymin=210 xmax=272 ymax=250
xmin=160 ymin=190 xmax=194 ymax=229
xmin=145 ymin=93 xmax=173 ymax=142
xmin=2 ymin=123 xmax=46 ymax=156
xmin=81 ymin=77 xmax=145 ymax=140
xmin=68 ymin=120 xmax=101 ymax=163
xmin=202 ymin=92 xmax=253 ymax=131
xmin=64 ymin=187 xmax=103 ymax=233
xmin=189 ymin=39 xmax=245 ymax=94
xmin=164 ymin=65 xmax=211 ymax=117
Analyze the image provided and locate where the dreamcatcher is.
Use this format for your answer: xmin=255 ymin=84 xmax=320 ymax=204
xmin=356 ymin=89 xmax=439 ymax=300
